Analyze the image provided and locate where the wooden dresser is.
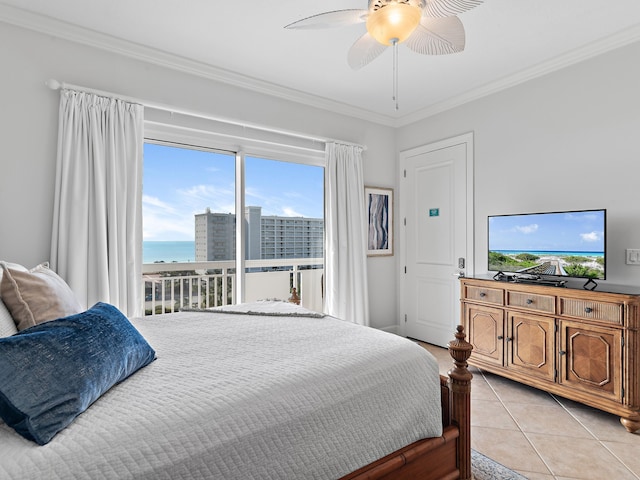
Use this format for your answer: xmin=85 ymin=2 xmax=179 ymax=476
xmin=460 ymin=276 xmax=640 ymax=432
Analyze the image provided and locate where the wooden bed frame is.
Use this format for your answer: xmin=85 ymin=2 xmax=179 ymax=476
xmin=340 ymin=325 xmax=473 ymax=480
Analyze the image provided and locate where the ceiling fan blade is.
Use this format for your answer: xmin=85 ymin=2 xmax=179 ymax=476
xmin=405 ymin=16 xmax=465 ymax=55
xmin=347 ymin=32 xmax=387 ymax=70
xmin=422 ymin=0 xmax=483 ymax=18
xmin=285 ymin=9 xmax=368 ymax=29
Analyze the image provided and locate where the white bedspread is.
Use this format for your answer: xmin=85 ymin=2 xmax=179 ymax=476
xmin=0 ymin=308 xmax=443 ymax=479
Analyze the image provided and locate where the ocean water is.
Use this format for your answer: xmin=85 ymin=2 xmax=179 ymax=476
xmin=493 ymin=250 xmax=604 ymax=257
xmin=143 ymin=241 xmax=195 ymax=264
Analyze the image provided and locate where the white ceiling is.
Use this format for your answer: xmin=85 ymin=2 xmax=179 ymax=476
xmin=2 ymin=0 xmax=640 ymax=125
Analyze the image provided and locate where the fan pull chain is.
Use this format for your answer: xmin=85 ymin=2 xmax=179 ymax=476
xmin=391 ymin=38 xmax=399 ymax=111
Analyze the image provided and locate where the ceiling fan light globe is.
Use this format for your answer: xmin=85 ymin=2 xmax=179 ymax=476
xmin=366 ymin=3 xmax=421 ymax=46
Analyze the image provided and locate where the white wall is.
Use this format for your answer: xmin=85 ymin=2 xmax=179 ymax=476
xmin=398 ymin=41 xmax=640 ymax=288
xmin=5 ymin=21 xmax=637 ymax=332
xmin=0 ymin=23 xmax=399 ymax=330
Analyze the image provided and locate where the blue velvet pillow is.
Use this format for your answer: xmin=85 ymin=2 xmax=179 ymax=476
xmin=0 ymin=302 xmax=156 ymax=445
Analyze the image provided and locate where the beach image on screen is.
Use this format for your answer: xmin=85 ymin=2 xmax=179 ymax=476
xmin=488 ymin=210 xmax=605 ymax=279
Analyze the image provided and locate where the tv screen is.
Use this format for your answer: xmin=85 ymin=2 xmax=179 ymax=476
xmin=488 ymin=209 xmax=606 ymax=280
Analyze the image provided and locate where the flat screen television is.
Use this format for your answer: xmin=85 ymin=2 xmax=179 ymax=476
xmin=488 ymin=209 xmax=606 ymax=282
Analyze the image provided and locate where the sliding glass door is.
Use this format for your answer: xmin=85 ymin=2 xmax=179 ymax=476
xmin=142 ymin=142 xmax=324 ymax=314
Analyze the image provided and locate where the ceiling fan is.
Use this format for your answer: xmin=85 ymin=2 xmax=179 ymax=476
xmin=285 ymin=0 xmax=483 ymax=109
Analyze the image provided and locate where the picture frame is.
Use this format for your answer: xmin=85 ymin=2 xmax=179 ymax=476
xmin=365 ymin=186 xmax=393 ymax=257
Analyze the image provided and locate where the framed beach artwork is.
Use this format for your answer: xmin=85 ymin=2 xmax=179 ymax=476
xmin=365 ymin=186 xmax=393 ymax=257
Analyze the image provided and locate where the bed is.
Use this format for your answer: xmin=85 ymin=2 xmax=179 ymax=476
xmin=0 ymin=292 xmax=472 ymax=479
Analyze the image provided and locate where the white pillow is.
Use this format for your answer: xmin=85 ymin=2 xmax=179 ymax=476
xmin=0 ymin=300 xmax=18 ymax=337
xmin=0 ymin=262 xmax=27 ymax=337
xmin=0 ymin=262 xmax=83 ymax=331
xmin=0 ymin=262 xmax=28 ymax=280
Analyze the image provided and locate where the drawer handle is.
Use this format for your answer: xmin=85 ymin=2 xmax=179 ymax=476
xmin=526 ymin=298 xmax=533 ymax=305
xmin=479 ymin=292 xmax=486 ymax=298
xmin=584 ymin=307 xmax=593 ymax=314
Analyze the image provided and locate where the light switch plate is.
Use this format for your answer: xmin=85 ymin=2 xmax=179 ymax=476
xmin=626 ymin=249 xmax=640 ymax=265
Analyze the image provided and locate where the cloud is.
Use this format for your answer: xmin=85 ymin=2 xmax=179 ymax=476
xmin=143 ymin=195 xmax=177 ymax=213
xmin=246 ymin=187 xmax=309 ymax=217
xmin=179 ymin=184 xmax=234 ymax=204
xmin=142 ymin=209 xmax=194 ymax=240
xmin=283 ymin=191 xmax=303 ymax=200
xmin=282 ymin=207 xmax=304 ymax=217
xmin=176 ymin=184 xmax=236 ymax=215
xmin=581 ymin=231 xmax=603 ymax=242
xmin=143 ymin=170 xmax=322 ymax=240
xmin=143 ymin=194 xmax=195 ymax=240
xmin=516 ymin=224 xmax=538 ymax=234
xmin=565 ymin=212 xmax=599 ymax=222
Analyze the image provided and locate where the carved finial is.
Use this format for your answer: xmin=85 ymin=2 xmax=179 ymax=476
xmin=448 ymin=325 xmax=473 ymax=381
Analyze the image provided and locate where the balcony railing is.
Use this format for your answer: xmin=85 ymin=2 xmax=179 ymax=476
xmin=142 ymin=258 xmax=324 ymax=316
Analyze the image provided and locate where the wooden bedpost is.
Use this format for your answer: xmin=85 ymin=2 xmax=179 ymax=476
xmin=448 ymin=325 xmax=473 ymax=480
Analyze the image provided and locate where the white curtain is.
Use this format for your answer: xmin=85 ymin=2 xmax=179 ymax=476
xmin=324 ymin=142 xmax=370 ymax=326
xmin=50 ymin=90 xmax=144 ymax=317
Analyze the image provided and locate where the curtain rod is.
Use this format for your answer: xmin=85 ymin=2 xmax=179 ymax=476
xmin=45 ymin=79 xmax=366 ymax=151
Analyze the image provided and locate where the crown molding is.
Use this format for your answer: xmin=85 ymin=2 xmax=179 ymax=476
xmin=394 ymin=23 xmax=640 ymax=127
xmin=0 ymin=3 xmax=397 ymax=127
xmin=2 ymin=4 xmax=640 ymax=129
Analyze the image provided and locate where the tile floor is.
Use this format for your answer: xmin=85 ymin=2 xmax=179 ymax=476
xmin=419 ymin=342 xmax=640 ymax=480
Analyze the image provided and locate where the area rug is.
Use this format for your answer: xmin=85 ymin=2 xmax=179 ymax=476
xmin=472 ymin=449 xmax=528 ymax=480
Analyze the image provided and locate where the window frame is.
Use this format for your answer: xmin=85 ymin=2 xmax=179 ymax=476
xmin=143 ymin=117 xmax=325 ymax=305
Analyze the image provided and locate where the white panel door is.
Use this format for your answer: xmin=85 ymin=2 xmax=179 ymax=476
xmin=399 ymin=134 xmax=474 ymax=346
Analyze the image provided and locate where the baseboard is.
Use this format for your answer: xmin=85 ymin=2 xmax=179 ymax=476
xmin=377 ymin=324 xmax=399 ymax=335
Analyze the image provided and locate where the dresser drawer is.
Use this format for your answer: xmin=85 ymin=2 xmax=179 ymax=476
xmin=506 ymin=290 xmax=555 ymax=314
xmin=464 ymin=285 xmax=503 ymax=305
xmin=559 ymin=297 xmax=623 ymax=324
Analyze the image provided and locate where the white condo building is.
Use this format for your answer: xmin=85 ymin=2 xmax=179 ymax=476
xmin=195 ymin=206 xmax=323 ymax=261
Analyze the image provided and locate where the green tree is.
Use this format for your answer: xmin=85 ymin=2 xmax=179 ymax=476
xmin=516 ymin=253 xmax=539 ymax=262
xmin=563 ymin=263 xmax=600 ymax=278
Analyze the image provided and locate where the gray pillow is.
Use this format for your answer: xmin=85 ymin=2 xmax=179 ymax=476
xmin=0 ymin=262 xmax=27 ymax=337
xmin=0 ymin=262 xmax=83 ymax=331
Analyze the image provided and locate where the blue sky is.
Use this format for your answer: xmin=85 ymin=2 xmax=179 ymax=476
xmin=488 ymin=210 xmax=605 ymax=252
xmin=143 ymin=143 xmax=324 ymax=241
